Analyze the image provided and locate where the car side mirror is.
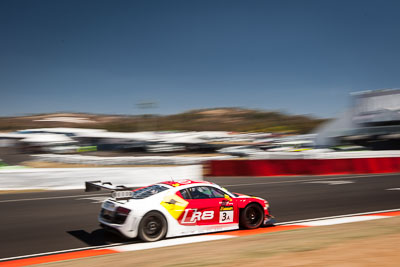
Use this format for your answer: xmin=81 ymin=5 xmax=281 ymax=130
xmin=224 ymin=194 xmax=232 ymax=201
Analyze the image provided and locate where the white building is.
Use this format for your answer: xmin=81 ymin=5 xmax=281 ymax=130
xmin=315 ymin=89 xmax=400 ymax=149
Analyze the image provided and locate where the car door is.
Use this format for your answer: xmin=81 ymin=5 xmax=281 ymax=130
xmin=177 ymin=186 xmax=236 ymax=226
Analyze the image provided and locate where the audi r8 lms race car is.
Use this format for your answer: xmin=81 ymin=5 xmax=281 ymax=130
xmin=85 ymin=179 xmax=275 ymax=242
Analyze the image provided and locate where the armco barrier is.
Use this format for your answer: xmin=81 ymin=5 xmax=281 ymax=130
xmin=208 ymin=158 xmax=400 ymax=176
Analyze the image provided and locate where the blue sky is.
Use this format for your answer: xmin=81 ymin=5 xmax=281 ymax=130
xmin=1 ymin=0 xmax=400 ymax=118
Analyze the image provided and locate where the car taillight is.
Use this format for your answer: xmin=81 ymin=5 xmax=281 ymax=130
xmin=116 ymin=207 xmax=131 ymax=215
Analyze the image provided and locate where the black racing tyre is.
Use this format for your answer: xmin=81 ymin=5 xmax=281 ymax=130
xmin=138 ymin=211 xmax=168 ymax=242
xmin=239 ymin=203 xmax=264 ymax=229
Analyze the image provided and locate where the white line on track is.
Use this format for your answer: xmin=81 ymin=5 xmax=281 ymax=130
xmin=306 ymin=180 xmax=354 ymax=185
xmin=0 ymin=193 xmax=109 ymax=203
xmin=223 ymin=173 xmax=400 ymax=187
xmin=77 ymin=196 xmax=109 ymax=203
xmin=113 ymin=235 xmax=232 ymax=252
xmin=275 ymin=208 xmax=400 ymax=225
xmin=295 ymin=215 xmax=386 ymax=226
xmin=0 ymin=242 xmax=128 ymax=262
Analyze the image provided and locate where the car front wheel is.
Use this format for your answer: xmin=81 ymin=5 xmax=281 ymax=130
xmin=138 ymin=211 xmax=167 ymax=242
xmin=239 ymin=203 xmax=264 ymax=229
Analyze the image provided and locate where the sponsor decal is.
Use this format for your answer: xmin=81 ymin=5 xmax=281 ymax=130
xmin=181 ymin=209 xmax=214 ymax=224
xmin=160 ymin=194 xmax=189 ymax=219
xmin=111 ymin=191 xmax=133 ymax=199
xmin=219 ymin=210 xmax=234 ymax=223
xmin=220 ymin=206 xmax=233 ymax=211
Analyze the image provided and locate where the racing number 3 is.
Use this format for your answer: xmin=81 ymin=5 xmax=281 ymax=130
xmin=219 ymin=210 xmax=234 ymax=223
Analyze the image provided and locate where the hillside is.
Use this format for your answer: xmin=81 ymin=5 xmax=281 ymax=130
xmin=0 ymin=108 xmax=328 ymax=133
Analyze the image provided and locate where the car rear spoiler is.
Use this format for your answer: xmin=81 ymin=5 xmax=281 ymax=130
xmin=85 ymin=180 xmax=134 ymax=201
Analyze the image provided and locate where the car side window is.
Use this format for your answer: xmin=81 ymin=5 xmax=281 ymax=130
xmin=186 ymin=186 xmax=226 ymax=199
xmin=187 ymin=186 xmax=210 ymax=199
xmin=179 ymin=189 xmax=191 ymax=200
xmin=209 ymin=187 xmax=225 ymax=198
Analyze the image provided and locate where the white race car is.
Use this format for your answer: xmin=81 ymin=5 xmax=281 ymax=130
xmin=86 ymin=179 xmax=274 ymax=242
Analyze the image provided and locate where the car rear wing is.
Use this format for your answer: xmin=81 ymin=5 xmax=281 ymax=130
xmin=85 ymin=180 xmax=134 ymax=201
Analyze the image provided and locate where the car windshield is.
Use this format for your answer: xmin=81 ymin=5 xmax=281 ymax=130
xmin=131 ymin=184 xmax=169 ymax=199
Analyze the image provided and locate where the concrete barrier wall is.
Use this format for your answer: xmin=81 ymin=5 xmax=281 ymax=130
xmin=0 ymin=165 xmax=203 ymax=190
xmin=32 ymin=154 xmax=234 ymax=165
xmin=208 ymin=158 xmax=400 ymax=176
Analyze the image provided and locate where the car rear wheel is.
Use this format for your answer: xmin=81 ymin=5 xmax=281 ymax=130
xmin=138 ymin=211 xmax=167 ymax=242
xmin=240 ymin=203 xmax=264 ymax=229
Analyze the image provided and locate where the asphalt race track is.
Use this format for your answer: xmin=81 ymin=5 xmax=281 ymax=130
xmin=1 ymin=173 xmax=399 ymax=259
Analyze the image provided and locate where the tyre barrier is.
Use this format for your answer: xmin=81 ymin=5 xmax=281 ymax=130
xmin=207 ymin=157 xmax=400 ymax=176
